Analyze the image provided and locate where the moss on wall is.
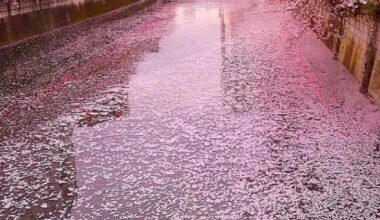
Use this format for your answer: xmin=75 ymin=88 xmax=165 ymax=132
xmin=338 ymin=37 xmax=365 ymax=83
xmin=368 ymin=55 xmax=380 ymax=102
xmin=360 ymin=0 xmax=380 ymax=17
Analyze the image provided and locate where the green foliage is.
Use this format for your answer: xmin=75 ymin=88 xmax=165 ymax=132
xmin=360 ymin=0 xmax=380 ymax=17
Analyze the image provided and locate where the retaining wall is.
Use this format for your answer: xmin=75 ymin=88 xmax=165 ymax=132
xmin=313 ymin=2 xmax=380 ymax=103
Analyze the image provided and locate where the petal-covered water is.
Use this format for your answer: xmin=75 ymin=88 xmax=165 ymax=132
xmin=1 ymin=0 xmax=380 ymax=219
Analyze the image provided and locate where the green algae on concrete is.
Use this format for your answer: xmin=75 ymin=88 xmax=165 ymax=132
xmin=338 ymin=36 xmax=365 ymax=83
xmin=368 ymin=57 xmax=380 ymax=103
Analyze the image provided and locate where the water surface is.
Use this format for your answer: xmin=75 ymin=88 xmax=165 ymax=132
xmin=1 ymin=0 xmax=380 ymax=219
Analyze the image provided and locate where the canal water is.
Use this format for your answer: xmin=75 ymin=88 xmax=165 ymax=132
xmin=0 ymin=0 xmax=139 ymax=47
xmin=2 ymin=0 xmax=380 ymax=218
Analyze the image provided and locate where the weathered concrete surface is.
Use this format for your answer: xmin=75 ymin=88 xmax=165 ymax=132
xmin=1 ymin=0 xmax=380 ymax=219
xmin=0 ymin=0 xmax=158 ymax=47
xmin=310 ymin=1 xmax=380 ymax=104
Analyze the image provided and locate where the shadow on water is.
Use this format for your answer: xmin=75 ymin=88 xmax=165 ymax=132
xmin=0 ymin=0 xmax=138 ymax=46
xmin=0 ymin=88 xmax=130 ymax=218
xmin=0 ymin=5 xmax=163 ymax=215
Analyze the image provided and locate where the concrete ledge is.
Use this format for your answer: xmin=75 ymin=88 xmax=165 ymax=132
xmin=0 ymin=0 xmax=160 ymax=78
xmin=0 ymin=0 xmax=160 ymax=51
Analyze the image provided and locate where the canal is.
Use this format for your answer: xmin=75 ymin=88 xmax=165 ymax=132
xmin=1 ymin=0 xmax=380 ymax=219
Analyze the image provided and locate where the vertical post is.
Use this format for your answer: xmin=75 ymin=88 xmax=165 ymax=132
xmin=360 ymin=16 xmax=378 ymax=94
xmin=333 ymin=12 xmax=346 ymax=60
xmin=6 ymin=0 xmax=11 ymax=15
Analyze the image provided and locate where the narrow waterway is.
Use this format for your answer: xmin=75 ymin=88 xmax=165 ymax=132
xmin=1 ymin=0 xmax=380 ymax=219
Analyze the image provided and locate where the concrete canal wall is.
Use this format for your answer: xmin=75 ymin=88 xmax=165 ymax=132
xmin=0 ymin=0 xmax=159 ymax=47
xmin=311 ymin=1 xmax=380 ymax=104
xmin=0 ymin=0 xmax=160 ymax=90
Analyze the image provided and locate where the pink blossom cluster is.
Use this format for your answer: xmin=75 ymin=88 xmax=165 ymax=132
xmin=332 ymin=0 xmax=369 ymax=10
xmin=289 ymin=0 xmax=373 ymax=40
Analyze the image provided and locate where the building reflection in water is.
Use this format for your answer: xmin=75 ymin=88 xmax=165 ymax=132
xmin=220 ymin=8 xmax=257 ymax=113
xmin=0 ymin=85 xmax=130 ymax=218
xmin=0 ymin=28 xmax=162 ymax=218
